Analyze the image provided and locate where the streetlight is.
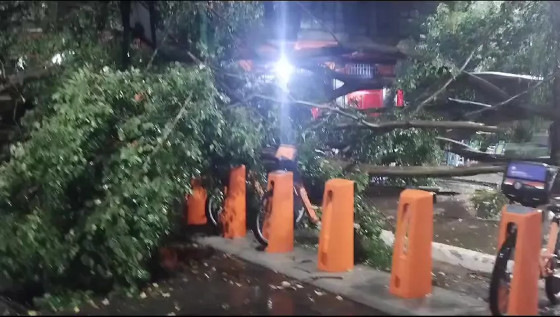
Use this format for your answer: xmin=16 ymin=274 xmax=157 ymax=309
xmin=273 ymin=57 xmax=294 ymax=91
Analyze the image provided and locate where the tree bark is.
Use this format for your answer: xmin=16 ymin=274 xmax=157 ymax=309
xmin=334 ymin=120 xmax=501 ymax=133
xmin=446 ymin=98 xmax=492 ymax=109
xmin=0 ymin=68 xmax=52 ymax=94
xmin=328 ymin=159 xmax=505 ymax=177
xmin=460 ymin=71 xmax=510 ymax=101
xmin=437 ymin=137 xmax=552 ymax=164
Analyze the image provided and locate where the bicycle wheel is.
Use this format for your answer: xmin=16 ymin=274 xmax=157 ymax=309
xmin=293 ymin=188 xmax=306 ymax=227
xmin=252 ymin=190 xmax=305 ymax=247
xmin=253 ymin=190 xmax=273 ymax=247
xmin=545 ymin=233 xmax=560 ymax=305
xmin=206 ymin=188 xmax=224 ymax=228
xmin=489 ymin=232 xmax=516 ymax=316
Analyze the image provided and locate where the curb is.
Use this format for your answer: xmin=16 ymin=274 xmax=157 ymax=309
xmin=380 ymin=230 xmax=495 ymax=274
xmin=194 ymin=235 xmax=489 ymax=316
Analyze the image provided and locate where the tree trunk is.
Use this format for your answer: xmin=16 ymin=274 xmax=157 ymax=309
xmin=327 ymin=159 xmax=505 ymax=177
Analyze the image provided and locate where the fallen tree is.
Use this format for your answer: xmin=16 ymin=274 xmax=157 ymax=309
xmin=347 ymin=163 xmax=505 ymax=177
xmin=1 ymin=1 xmax=558 ymax=311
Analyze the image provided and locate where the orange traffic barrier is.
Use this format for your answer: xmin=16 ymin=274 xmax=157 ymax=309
xmin=186 ymin=179 xmax=208 ymax=225
xmin=496 ymin=205 xmax=541 ymax=315
xmin=263 ymin=171 xmax=294 ymax=253
xmin=389 ymin=189 xmax=434 ymax=299
xmin=317 ymin=178 xmax=355 ymax=272
xmin=221 ymin=165 xmax=247 ymax=239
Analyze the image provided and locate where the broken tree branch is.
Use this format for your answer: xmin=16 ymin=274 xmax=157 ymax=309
xmin=415 ymin=49 xmax=477 ymax=114
xmin=461 ymin=71 xmax=510 ymax=101
xmin=335 ymin=120 xmax=501 ymax=133
xmin=469 ymin=71 xmax=543 ymax=86
xmin=254 ymin=94 xmax=500 ymax=133
xmin=437 ymin=137 xmax=552 ymax=164
xmin=0 ymin=68 xmax=52 ymax=93
xmin=334 ymin=160 xmax=506 ymax=177
xmin=465 ymin=69 xmax=558 ymax=119
xmin=445 ymin=98 xmax=492 ymax=109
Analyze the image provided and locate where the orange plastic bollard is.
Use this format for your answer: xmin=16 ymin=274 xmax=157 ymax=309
xmin=317 ymin=178 xmax=355 ymax=272
xmin=263 ymin=171 xmax=294 ymax=253
xmin=186 ymin=179 xmax=208 ymax=225
xmin=221 ymin=165 xmax=247 ymax=239
xmin=497 ymin=205 xmax=541 ymax=316
xmin=389 ymin=189 xmax=434 ymax=299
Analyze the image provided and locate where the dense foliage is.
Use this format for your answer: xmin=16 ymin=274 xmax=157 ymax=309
xmin=0 ymin=64 xmax=269 ymax=296
xmin=397 ymin=1 xmax=555 ymax=143
xmin=0 ymin=0 xmax=268 ymax=305
xmin=0 ymin=0 xmax=496 ymax=308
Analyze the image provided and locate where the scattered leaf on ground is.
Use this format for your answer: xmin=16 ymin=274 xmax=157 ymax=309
xmin=87 ymin=299 xmax=99 ymax=309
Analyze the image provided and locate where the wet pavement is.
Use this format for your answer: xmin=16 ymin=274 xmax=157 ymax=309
xmin=50 ymin=243 xmax=384 ymax=316
xmin=431 ymin=258 xmax=560 ymax=316
xmin=366 ymin=178 xmax=501 ymax=255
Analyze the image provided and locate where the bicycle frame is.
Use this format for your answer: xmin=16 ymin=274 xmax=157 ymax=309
xmin=251 ymin=144 xmax=320 ymax=224
xmin=542 ymin=213 xmax=560 ymax=277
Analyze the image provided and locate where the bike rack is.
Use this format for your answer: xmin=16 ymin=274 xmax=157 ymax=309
xmin=221 ymin=165 xmax=247 ymax=239
xmin=185 ymin=178 xmax=208 ymax=226
xmin=263 ymin=171 xmax=294 ymax=253
xmin=389 ymin=189 xmax=434 ymax=299
xmin=317 ymin=178 xmax=355 ymax=272
xmin=497 ymin=205 xmax=541 ymax=315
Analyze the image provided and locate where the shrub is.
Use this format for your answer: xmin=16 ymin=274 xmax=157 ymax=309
xmin=470 ymin=189 xmax=508 ymax=219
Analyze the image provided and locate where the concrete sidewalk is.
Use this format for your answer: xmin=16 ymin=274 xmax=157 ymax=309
xmin=194 ymin=235 xmax=490 ymax=316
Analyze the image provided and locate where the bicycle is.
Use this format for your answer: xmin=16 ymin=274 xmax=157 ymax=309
xmin=204 ymin=145 xmax=320 ymax=242
xmin=206 ymin=186 xmax=226 ymax=230
xmin=489 ymin=160 xmax=560 ymax=315
xmin=251 ymin=144 xmax=321 ymax=247
xmin=204 ymin=164 xmax=231 ymax=231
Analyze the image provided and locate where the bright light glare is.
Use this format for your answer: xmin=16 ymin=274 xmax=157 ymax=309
xmin=273 ymin=57 xmax=294 ymax=88
xmin=51 ymin=53 xmax=63 ymax=65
